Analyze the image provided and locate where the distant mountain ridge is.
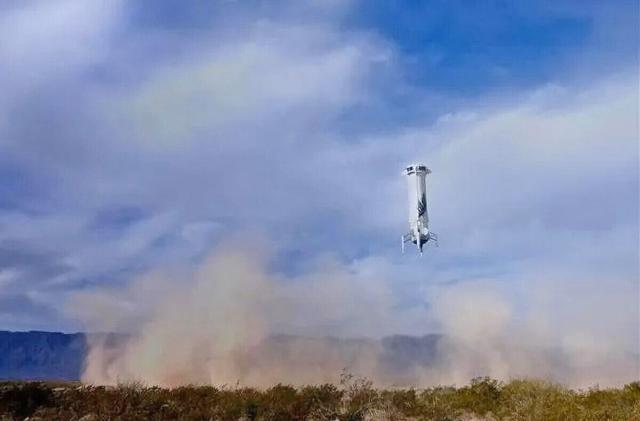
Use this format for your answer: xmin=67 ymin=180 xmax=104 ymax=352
xmin=0 ymin=331 xmax=86 ymax=381
xmin=0 ymin=331 xmax=442 ymax=381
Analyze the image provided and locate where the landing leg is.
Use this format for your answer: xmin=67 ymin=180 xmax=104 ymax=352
xmin=430 ymin=232 xmax=439 ymax=247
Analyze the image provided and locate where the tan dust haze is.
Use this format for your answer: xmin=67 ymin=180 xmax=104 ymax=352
xmin=69 ymin=245 xmax=639 ymax=388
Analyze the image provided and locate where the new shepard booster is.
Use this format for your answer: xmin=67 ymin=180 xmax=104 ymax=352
xmin=402 ymin=164 xmax=437 ymax=254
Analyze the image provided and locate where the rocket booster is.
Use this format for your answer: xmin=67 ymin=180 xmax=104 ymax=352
xmin=402 ymin=164 xmax=437 ymax=254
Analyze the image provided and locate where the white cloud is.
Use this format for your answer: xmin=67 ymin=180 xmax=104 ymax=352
xmin=0 ymin=0 xmax=122 ymax=96
xmin=0 ymin=1 xmax=636 ymax=388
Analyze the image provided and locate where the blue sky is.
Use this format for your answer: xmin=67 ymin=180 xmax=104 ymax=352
xmin=0 ymin=0 xmax=637 ymax=368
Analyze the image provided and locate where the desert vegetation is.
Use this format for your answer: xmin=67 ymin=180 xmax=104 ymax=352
xmin=0 ymin=375 xmax=638 ymax=420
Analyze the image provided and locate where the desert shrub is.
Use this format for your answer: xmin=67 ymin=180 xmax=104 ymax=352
xmin=0 ymin=382 xmax=53 ymax=419
xmin=303 ymin=383 xmax=343 ymax=420
xmin=381 ymin=389 xmax=419 ymax=418
xmin=168 ymin=385 xmax=219 ymax=418
xmin=339 ymin=372 xmax=381 ymax=421
xmin=576 ymin=382 xmax=640 ymax=421
xmin=455 ymin=377 xmax=502 ymax=416
xmin=417 ymin=386 xmax=462 ymax=421
xmin=496 ymin=379 xmax=581 ymax=421
xmin=257 ymin=384 xmax=301 ymax=421
xmin=210 ymin=387 xmax=259 ymax=421
xmin=0 ymin=378 xmax=638 ymax=420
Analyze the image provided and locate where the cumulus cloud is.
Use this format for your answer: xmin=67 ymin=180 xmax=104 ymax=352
xmin=0 ymin=1 xmax=396 ymax=322
xmin=0 ymin=0 xmax=122 ymax=94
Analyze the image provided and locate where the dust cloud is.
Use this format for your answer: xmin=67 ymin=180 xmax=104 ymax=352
xmin=68 ymin=245 xmax=639 ymax=388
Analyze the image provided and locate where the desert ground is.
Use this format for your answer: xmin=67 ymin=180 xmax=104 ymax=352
xmin=1 ymin=376 xmax=639 ymax=421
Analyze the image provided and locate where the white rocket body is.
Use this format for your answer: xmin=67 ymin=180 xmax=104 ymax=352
xmin=402 ymin=164 xmax=437 ymax=254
